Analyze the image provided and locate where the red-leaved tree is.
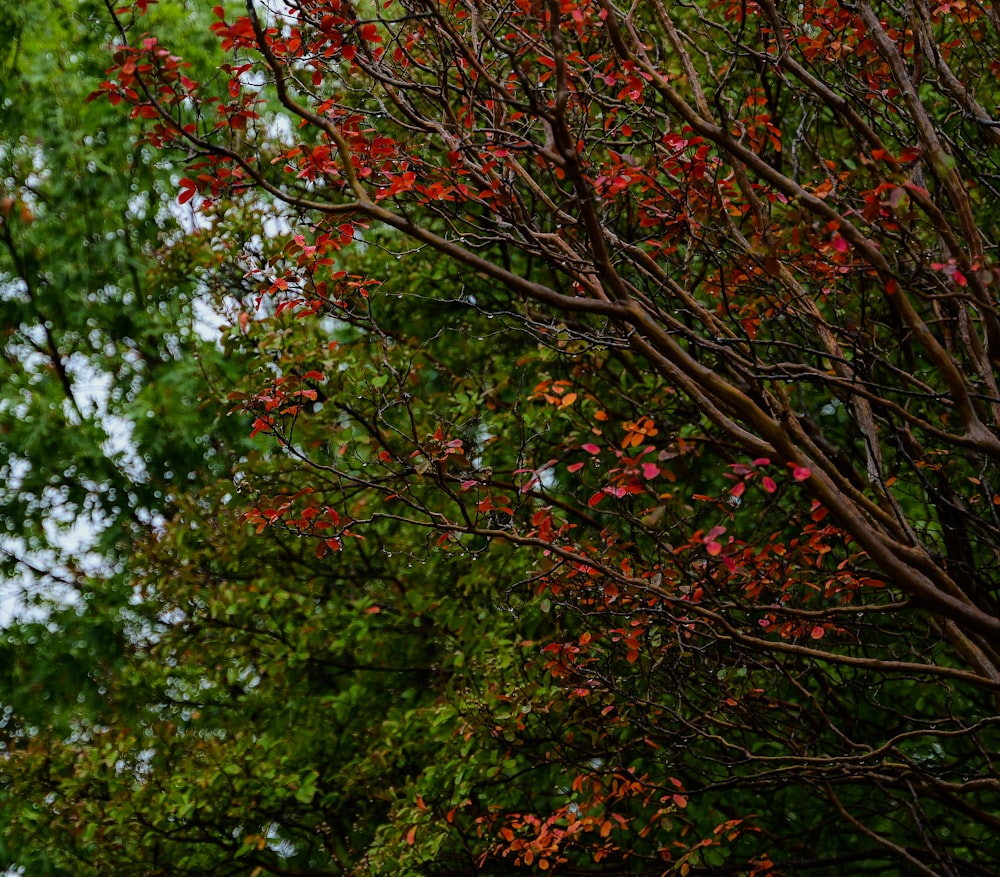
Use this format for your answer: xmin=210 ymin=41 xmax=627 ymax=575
xmin=81 ymin=0 xmax=1000 ymax=872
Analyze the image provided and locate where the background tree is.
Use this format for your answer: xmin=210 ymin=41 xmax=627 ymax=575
xmin=0 ymin=3 xmax=253 ymax=872
xmin=5 ymin=0 xmax=1000 ymax=874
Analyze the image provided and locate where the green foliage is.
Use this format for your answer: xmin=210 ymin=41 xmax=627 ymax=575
xmin=0 ymin=3 xmax=252 ymax=872
xmin=6 ymin=0 xmax=1000 ymax=875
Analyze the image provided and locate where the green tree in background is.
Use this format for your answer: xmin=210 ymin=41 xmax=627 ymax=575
xmin=0 ymin=0 xmax=239 ymax=594
xmin=0 ymin=3 xmax=251 ymax=871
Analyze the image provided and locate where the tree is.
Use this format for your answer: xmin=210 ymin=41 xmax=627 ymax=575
xmin=0 ymin=3 xmax=254 ymax=872
xmin=0 ymin=0 xmax=240 ymax=592
xmin=8 ymin=0 xmax=1000 ymax=872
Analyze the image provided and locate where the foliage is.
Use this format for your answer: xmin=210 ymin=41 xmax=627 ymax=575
xmin=0 ymin=2 xmax=250 ymax=871
xmin=5 ymin=0 xmax=1000 ymax=874
xmin=0 ymin=0 xmax=228 ymax=566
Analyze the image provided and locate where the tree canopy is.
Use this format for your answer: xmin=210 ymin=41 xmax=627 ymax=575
xmin=0 ymin=1 xmax=251 ymax=870
xmin=3 ymin=0 xmax=1000 ymax=874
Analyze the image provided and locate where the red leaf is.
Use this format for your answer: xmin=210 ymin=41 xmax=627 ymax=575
xmin=178 ymin=178 xmax=197 ymax=204
xmin=249 ymin=416 xmax=271 ymax=438
xmin=762 ymin=476 xmax=777 ymax=493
